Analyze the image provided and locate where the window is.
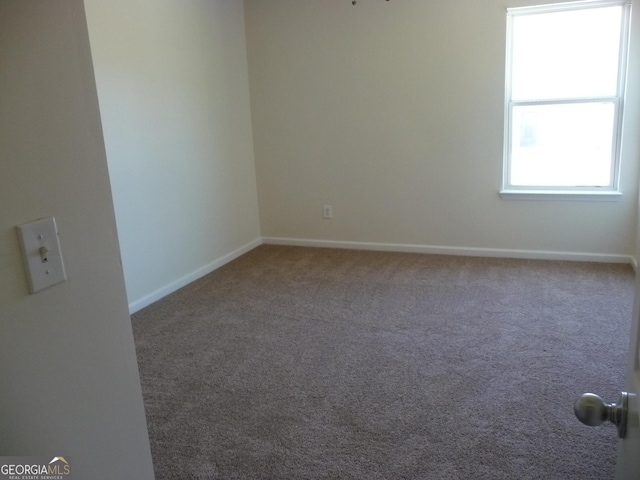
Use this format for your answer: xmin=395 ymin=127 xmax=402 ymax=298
xmin=501 ymin=0 xmax=631 ymax=200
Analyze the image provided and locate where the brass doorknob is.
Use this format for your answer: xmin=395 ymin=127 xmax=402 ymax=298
xmin=574 ymin=392 xmax=628 ymax=438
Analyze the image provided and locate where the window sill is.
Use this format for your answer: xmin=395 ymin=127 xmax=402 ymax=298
xmin=499 ymin=190 xmax=623 ymax=201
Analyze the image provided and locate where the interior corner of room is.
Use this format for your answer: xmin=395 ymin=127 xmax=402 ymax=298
xmin=80 ymin=0 xmax=640 ymax=315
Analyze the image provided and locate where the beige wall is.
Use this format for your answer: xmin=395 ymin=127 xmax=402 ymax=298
xmin=0 ymin=1 xmax=154 ymax=478
xmin=84 ymin=0 xmax=261 ymax=311
xmin=245 ymin=0 xmax=640 ymax=261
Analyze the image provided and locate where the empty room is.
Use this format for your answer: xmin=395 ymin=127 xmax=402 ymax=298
xmin=2 ymin=0 xmax=640 ymax=478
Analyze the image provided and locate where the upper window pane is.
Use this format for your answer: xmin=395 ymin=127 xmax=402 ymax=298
xmin=511 ymin=6 xmax=623 ymax=100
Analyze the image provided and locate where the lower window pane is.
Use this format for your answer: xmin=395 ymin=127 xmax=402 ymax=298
xmin=510 ymin=102 xmax=615 ymax=187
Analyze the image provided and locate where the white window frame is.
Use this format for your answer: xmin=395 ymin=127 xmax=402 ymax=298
xmin=500 ymin=0 xmax=632 ymax=201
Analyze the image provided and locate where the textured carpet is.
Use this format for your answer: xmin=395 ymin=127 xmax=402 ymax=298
xmin=131 ymin=245 xmax=635 ymax=479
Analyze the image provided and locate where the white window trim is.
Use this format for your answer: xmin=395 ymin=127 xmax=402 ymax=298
xmin=500 ymin=0 xmax=632 ymax=201
xmin=499 ymin=190 xmax=623 ymax=201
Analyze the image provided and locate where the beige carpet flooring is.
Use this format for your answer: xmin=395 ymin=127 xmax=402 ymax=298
xmin=132 ymin=245 xmax=635 ymax=479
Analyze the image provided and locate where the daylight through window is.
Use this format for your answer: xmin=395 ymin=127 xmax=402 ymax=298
xmin=502 ymin=0 xmax=631 ymax=197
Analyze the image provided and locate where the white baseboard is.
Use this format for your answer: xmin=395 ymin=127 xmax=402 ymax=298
xmin=262 ymin=236 xmax=634 ymax=265
xmin=128 ymin=238 xmax=262 ymax=314
xmin=128 ymin=236 xmax=635 ymax=313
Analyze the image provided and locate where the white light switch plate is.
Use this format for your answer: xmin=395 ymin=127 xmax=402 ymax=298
xmin=16 ymin=217 xmax=67 ymax=294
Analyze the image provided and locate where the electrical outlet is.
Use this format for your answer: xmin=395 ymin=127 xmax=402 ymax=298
xmin=323 ymin=205 xmax=333 ymax=219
